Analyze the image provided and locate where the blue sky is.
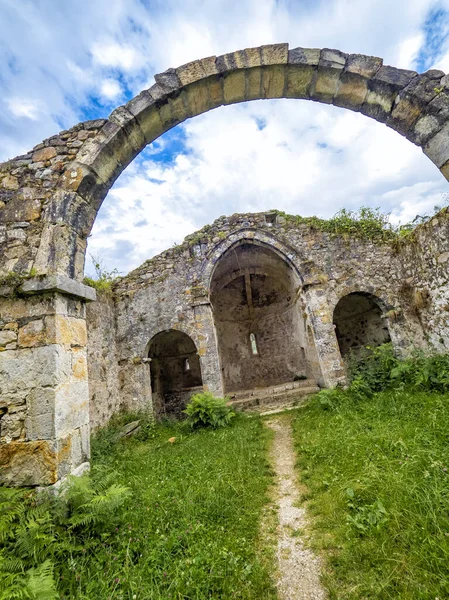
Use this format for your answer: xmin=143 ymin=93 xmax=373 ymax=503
xmin=1 ymin=0 xmax=449 ymax=276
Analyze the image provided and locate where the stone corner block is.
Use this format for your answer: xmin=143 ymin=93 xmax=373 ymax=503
xmin=0 ymin=440 xmax=57 ymax=486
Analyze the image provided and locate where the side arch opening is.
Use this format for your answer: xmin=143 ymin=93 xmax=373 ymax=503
xmin=148 ymin=329 xmax=203 ymax=418
xmin=333 ymin=292 xmax=391 ymax=358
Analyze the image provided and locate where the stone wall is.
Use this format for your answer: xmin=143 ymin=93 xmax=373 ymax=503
xmin=399 ymin=208 xmax=449 ymax=353
xmin=99 ymin=210 xmax=448 ymax=418
xmin=0 ymin=289 xmax=91 ymax=485
xmin=86 ymin=294 xmax=121 ymax=430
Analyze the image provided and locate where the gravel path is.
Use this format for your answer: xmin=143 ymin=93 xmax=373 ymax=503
xmin=266 ymin=417 xmax=327 ymax=600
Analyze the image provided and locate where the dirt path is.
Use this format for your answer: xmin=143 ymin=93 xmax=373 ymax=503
xmin=265 ymin=417 xmax=327 ymax=600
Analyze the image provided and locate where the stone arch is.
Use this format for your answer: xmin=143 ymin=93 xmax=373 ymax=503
xmin=147 ymin=329 xmax=203 ymax=417
xmin=209 ymin=236 xmax=314 ymax=392
xmin=333 ymin=291 xmax=391 ymax=358
xmin=2 ymin=43 xmax=449 ymax=280
xmin=201 ymin=228 xmax=304 ymax=290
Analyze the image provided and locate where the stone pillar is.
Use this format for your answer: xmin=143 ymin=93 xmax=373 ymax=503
xmin=0 ymin=276 xmax=95 ymax=486
xmin=192 ymin=300 xmax=224 ymax=397
xmin=304 ymin=287 xmax=346 ymax=388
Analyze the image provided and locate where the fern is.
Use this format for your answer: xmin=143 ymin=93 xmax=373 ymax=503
xmin=0 ymin=471 xmax=131 ymax=599
xmin=25 ymin=560 xmax=58 ymax=600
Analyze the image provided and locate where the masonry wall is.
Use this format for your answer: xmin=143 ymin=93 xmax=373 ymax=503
xmin=86 ymin=295 xmax=121 ymax=430
xmin=83 ymin=209 xmax=449 ymax=425
xmin=400 ymin=209 xmax=449 ymax=353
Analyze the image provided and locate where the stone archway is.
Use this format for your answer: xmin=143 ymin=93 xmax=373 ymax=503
xmin=2 ymin=42 xmax=449 ymax=485
xmin=209 ymin=239 xmax=311 ymax=392
xmin=2 ymin=44 xmax=449 ymax=282
xmin=333 ymin=292 xmax=391 ymax=358
xmin=148 ymin=330 xmax=203 ymax=418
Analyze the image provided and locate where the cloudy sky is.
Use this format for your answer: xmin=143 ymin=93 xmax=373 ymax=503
xmin=1 ymin=0 xmax=449 ymax=276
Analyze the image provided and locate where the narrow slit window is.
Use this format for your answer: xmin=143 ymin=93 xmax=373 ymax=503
xmin=184 ymin=358 xmax=191 ymax=372
xmin=250 ymin=333 xmax=258 ymax=355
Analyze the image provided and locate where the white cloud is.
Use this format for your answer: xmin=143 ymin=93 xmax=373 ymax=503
xmin=6 ymin=97 xmax=43 ymax=120
xmin=395 ymin=33 xmax=424 ymax=69
xmin=91 ymin=41 xmax=142 ymax=71
xmin=99 ymin=78 xmax=122 ymax=100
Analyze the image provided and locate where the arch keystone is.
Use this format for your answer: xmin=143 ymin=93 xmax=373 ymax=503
xmin=260 ymin=43 xmax=288 ymax=65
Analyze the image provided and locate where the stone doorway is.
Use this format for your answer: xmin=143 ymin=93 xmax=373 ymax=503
xmin=148 ymin=330 xmax=203 ymax=417
xmin=210 ymin=241 xmax=314 ymax=393
xmin=333 ymin=292 xmax=391 ymax=358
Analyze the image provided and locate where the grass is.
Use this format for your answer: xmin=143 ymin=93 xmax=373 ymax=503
xmin=61 ymin=415 xmax=276 ymax=599
xmin=292 ymin=389 xmax=449 ymax=599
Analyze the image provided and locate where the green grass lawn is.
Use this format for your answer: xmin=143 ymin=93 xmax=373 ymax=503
xmin=66 ymin=416 xmax=276 ymax=599
xmin=293 ymin=389 xmax=449 ymax=599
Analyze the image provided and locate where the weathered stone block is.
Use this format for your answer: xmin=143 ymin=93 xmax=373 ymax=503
xmin=424 ymin=120 xmax=449 ymax=167
xmin=288 ymin=47 xmax=321 ymax=67
xmin=0 ymin=440 xmax=57 ymax=486
xmin=260 ymin=43 xmax=288 ymax=65
xmin=18 ymin=319 xmax=47 ymax=348
xmin=310 ymin=48 xmax=347 ymax=104
xmin=261 ymin=65 xmax=286 ymax=99
xmin=32 ymin=147 xmax=57 ymax=162
xmin=25 ymin=411 xmax=55 ymax=440
xmin=361 ymin=65 xmax=417 ymax=121
xmin=413 ymin=114 xmax=441 ymax=145
xmin=176 ymin=59 xmax=208 ymax=86
xmin=244 ymin=46 xmax=263 ymax=68
xmin=54 ymin=315 xmax=88 ymax=348
xmin=54 ymin=380 xmax=89 ymax=437
xmin=154 ymin=68 xmax=180 ymax=92
xmin=185 ymin=80 xmax=213 ymax=116
xmin=246 ymin=67 xmax=263 ymax=100
xmin=285 ymin=64 xmax=315 ymax=99
xmin=223 ymin=70 xmax=246 ymax=104
xmin=0 ymin=330 xmax=17 ymax=347
xmin=1 ymin=175 xmax=19 ymax=190
xmin=344 ymin=54 xmax=383 ymax=78
xmin=216 ymin=51 xmax=246 ymax=72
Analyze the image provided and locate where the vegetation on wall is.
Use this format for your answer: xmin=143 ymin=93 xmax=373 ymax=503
xmin=83 ymin=254 xmax=121 ymax=293
xmin=274 ymin=200 xmax=449 ymax=245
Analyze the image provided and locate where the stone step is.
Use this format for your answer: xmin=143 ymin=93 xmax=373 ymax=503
xmin=228 ymin=383 xmax=319 ymax=413
xmin=230 ymin=378 xmax=318 ymax=401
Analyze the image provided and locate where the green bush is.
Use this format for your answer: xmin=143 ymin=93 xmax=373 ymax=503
xmin=347 ymin=342 xmax=449 ymax=395
xmin=183 ymin=392 xmax=236 ymax=429
xmin=347 ymin=342 xmax=398 ymax=392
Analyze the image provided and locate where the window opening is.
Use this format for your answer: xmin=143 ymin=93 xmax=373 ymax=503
xmin=250 ymin=333 xmax=258 ymax=355
xmin=184 ymin=357 xmax=191 ymax=372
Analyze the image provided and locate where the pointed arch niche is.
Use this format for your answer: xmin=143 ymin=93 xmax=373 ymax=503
xmin=210 ymin=240 xmax=318 ymax=392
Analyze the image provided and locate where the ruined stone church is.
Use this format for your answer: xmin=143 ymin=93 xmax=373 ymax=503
xmin=86 ymin=209 xmax=449 ymax=428
xmin=1 ymin=43 xmax=449 ymax=486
